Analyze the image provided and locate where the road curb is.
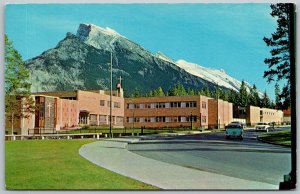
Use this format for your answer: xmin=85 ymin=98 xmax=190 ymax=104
xmin=257 ymin=136 xmax=291 ymax=147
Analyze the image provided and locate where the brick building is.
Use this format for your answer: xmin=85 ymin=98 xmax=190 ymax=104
xmin=246 ymin=106 xmax=283 ymax=125
xmin=233 ymin=105 xmax=284 ymax=125
xmin=5 ymin=95 xmax=79 ymax=135
xmin=124 ymin=95 xmax=210 ymax=129
xmin=208 ymin=99 xmax=233 ymax=129
xmin=5 ymin=85 xmax=125 ymax=135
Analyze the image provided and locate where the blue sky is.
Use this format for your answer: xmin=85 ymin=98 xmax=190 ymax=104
xmin=5 ymin=4 xmax=278 ymax=99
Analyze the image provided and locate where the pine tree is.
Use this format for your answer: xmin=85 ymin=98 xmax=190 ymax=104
xmin=153 ymin=87 xmax=165 ymax=97
xmin=249 ymin=84 xmax=260 ymax=107
xmin=202 ymin=85 xmax=211 ymax=97
xmin=131 ymin=87 xmax=141 ymax=97
xmin=261 ymin=91 xmax=271 ymax=108
xmin=238 ymin=80 xmax=249 ymax=107
xmin=5 ymin=34 xmax=34 ymax=135
xmin=263 ymin=3 xmax=294 ymax=109
xmin=187 ymin=88 xmax=195 ymax=96
xmin=228 ymin=89 xmax=239 ymax=105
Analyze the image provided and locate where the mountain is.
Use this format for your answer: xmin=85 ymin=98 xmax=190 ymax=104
xmin=26 ymin=23 xmax=218 ymax=95
xmin=26 ymin=23 xmax=256 ymax=96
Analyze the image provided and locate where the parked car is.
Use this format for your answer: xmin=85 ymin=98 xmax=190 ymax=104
xmin=255 ymin=122 xmax=272 ymax=132
xmin=225 ymin=123 xmax=243 ymax=140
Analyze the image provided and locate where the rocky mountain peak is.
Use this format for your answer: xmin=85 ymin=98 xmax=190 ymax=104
xmin=75 ymin=23 xmax=124 ymax=51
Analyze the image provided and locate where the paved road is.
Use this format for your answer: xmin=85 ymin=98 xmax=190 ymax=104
xmin=79 ymin=138 xmax=278 ymax=190
xmin=127 ymin=127 xmax=291 ymax=185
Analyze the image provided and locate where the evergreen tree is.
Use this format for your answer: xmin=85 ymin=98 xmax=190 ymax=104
xmin=5 ymin=34 xmax=34 ymax=135
xmin=221 ymin=90 xmax=229 ymax=102
xmin=261 ymin=91 xmax=271 ymax=108
xmin=249 ymin=84 xmax=260 ymax=107
xmin=148 ymin=90 xmax=154 ymax=97
xmin=131 ymin=87 xmax=141 ymax=97
xmin=228 ymin=89 xmax=239 ymax=105
xmin=187 ymin=88 xmax=195 ymax=96
xmin=238 ymin=80 xmax=249 ymax=107
xmin=202 ymin=85 xmax=211 ymax=97
xmin=153 ymin=87 xmax=165 ymax=97
xmin=263 ymin=3 xmax=294 ymax=109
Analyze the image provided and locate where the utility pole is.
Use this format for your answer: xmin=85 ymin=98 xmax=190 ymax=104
xmin=109 ymin=52 xmax=113 ymax=138
xmin=190 ymin=112 xmax=193 ymax=131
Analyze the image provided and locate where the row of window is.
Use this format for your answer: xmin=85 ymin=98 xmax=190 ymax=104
xmin=260 ymin=111 xmax=276 ymax=116
xmin=100 ymin=100 xmax=121 ymax=108
xmin=127 ymin=101 xmax=207 ymax=109
xmin=126 ymin=116 xmax=207 ymax=123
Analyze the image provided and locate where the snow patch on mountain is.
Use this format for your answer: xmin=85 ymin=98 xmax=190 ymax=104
xmin=175 ymin=59 xmax=247 ymax=92
xmin=76 ymin=23 xmax=124 ymax=51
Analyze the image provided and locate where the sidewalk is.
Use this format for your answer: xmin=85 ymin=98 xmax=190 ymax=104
xmin=79 ymin=138 xmax=278 ymax=190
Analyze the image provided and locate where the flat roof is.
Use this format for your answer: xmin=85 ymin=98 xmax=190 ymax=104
xmin=33 ymin=91 xmax=77 ymax=98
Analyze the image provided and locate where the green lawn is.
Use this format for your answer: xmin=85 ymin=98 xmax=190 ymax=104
xmin=5 ymin=140 xmax=159 ymax=190
xmin=259 ymin=130 xmax=291 ymax=147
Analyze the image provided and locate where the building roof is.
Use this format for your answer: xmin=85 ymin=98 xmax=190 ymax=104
xmin=33 ymin=91 xmax=77 ymax=98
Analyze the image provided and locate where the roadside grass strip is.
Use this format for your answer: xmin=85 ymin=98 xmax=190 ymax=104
xmin=5 ymin=140 xmax=158 ymax=190
xmin=258 ymin=131 xmax=291 ymax=147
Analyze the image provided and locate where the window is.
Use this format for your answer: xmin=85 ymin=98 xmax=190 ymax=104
xmin=202 ymin=116 xmax=206 ymax=123
xmin=156 ymin=116 xmax=166 ymax=122
xmin=128 ymin=104 xmax=135 ymax=109
xmin=100 ymin=100 xmax=105 ymax=106
xmin=202 ymin=101 xmax=206 ymax=109
xmin=166 ymin=117 xmax=171 ymax=122
xmin=192 ymin=101 xmax=197 ymax=107
xmin=188 ymin=115 xmax=197 ymax=122
xmin=114 ymin=102 xmax=120 ymax=108
xmin=128 ymin=117 xmax=134 ymax=123
xmin=139 ymin=117 xmax=145 ymax=123
xmin=139 ymin=104 xmax=145 ymax=109
xmin=151 ymin=103 xmax=156 ymax=109
xmin=171 ymin=102 xmax=181 ymax=108
xmin=158 ymin=102 xmax=165 ymax=108
xmin=107 ymin=101 xmax=111 ymax=107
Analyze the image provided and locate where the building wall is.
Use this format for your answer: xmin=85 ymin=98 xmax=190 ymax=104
xmin=56 ymin=98 xmax=79 ymax=130
xmin=260 ymin=107 xmax=283 ymax=124
xmin=246 ymin=106 xmax=284 ymax=125
xmin=77 ymin=90 xmax=124 ymax=127
xmin=124 ymin=96 xmax=209 ymax=129
xmin=208 ymin=99 xmax=233 ymax=129
xmin=246 ymin=106 xmax=261 ymax=125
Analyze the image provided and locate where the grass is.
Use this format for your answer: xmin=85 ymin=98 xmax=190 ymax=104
xmin=5 ymin=140 xmax=159 ymax=190
xmin=259 ymin=130 xmax=291 ymax=147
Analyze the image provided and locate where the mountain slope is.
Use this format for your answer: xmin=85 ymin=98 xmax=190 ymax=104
xmin=26 ymin=24 xmax=217 ymax=95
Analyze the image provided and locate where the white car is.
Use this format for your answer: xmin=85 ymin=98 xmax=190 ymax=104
xmin=255 ymin=122 xmax=272 ymax=132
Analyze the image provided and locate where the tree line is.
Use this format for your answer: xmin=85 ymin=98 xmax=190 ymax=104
xmin=130 ymin=81 xmax=280 ymax=109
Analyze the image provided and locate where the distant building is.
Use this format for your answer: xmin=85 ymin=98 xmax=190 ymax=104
xmin=283 ymin=109 xmax=291 ymax=124
xmin=233 ymin=105 xmax=284 ymax=125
